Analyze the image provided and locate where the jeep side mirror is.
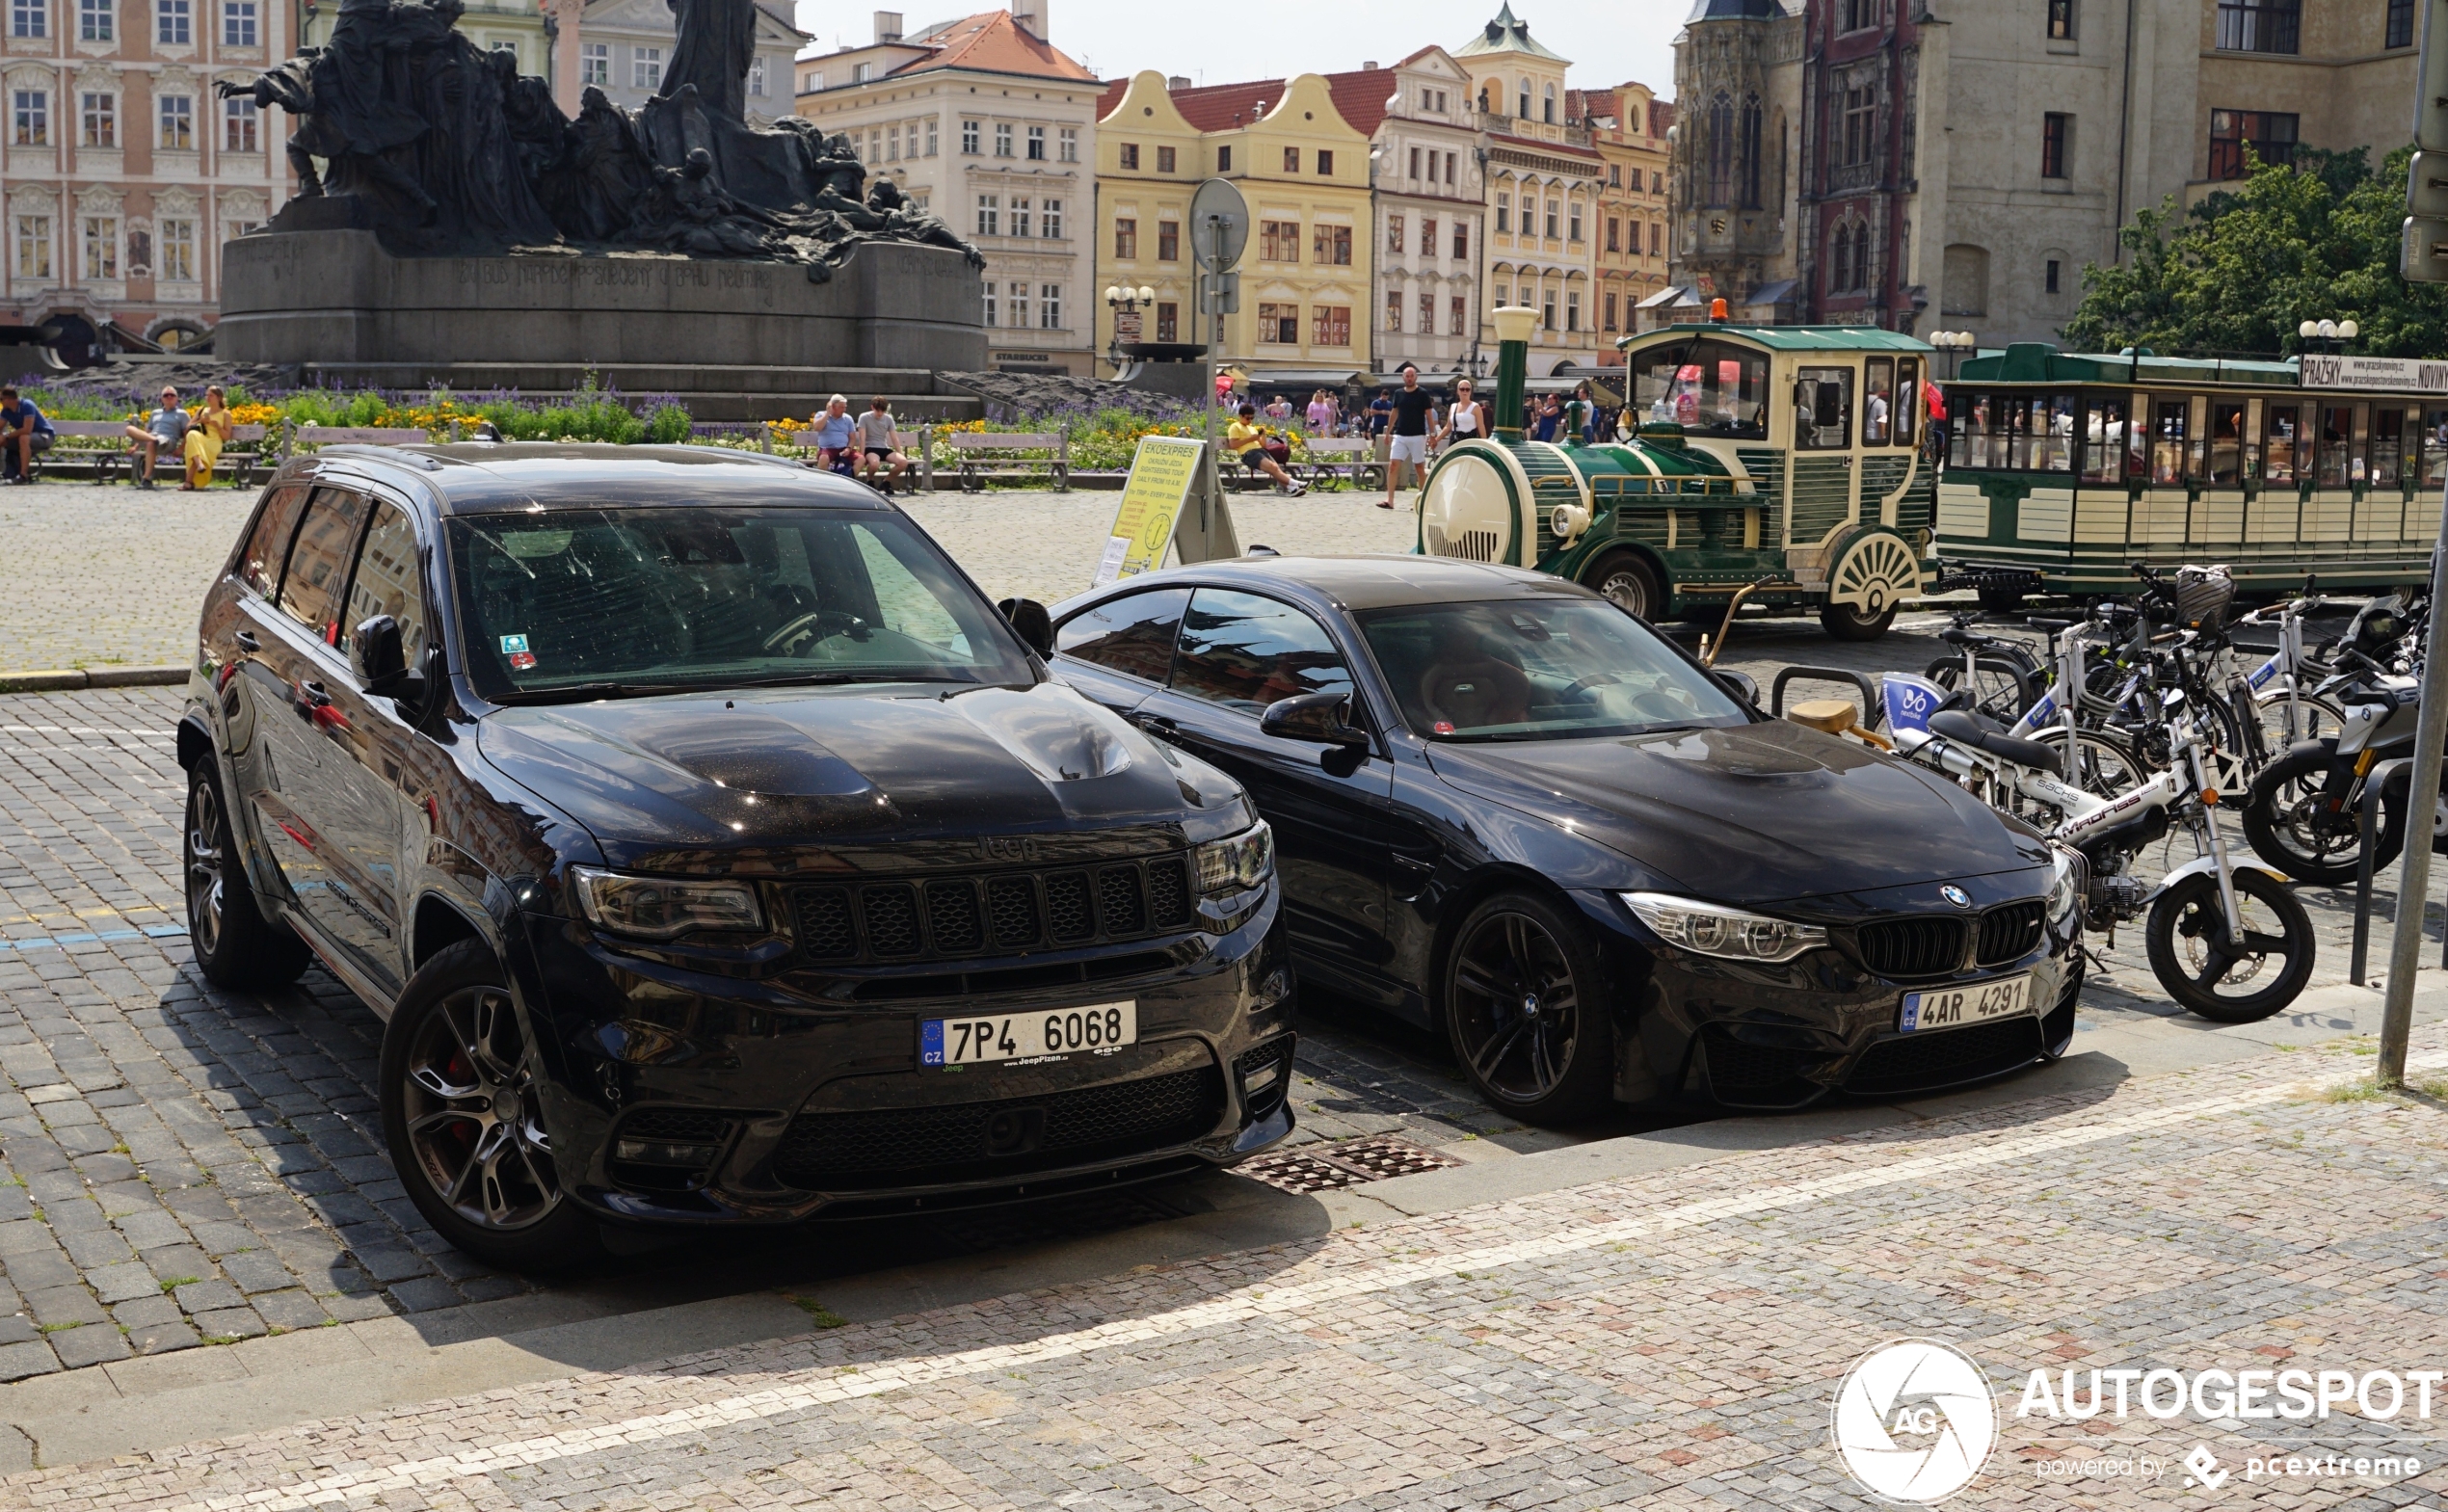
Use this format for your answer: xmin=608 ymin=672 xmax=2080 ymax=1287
xmin=351 ymin=614 xmax=424 ymax=706
xmin=999 ymin=597 xmax=1053 ymax=658
xmin=1260 ymin=691 xmax=1370 ymax=753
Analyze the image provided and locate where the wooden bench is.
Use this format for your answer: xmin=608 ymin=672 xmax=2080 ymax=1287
xmin=291 ymin=425 xmax=433 ymax=452
xmin=1297 ymin=437 xmax=1382 ymax=491
xmin=777 ymin=425 xmax=935 ymax=491
xmin=949 ymin=431 xmax=1069 ymax=493
xmin=34 ymin=422 xmax=137 ymax=484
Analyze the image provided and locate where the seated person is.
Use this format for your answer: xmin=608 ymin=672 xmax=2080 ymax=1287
xmin=855 ymin=397 xmax=911 ymax=494
xmin=125 ymin=386 xmax=188 ymax=489
xmin=809 ymin=395 xmax=858 ymax=474
xmin=1226 ymin=405 xmax=1307 ymax=496
xmin=0 ymin=386 xmax=54 ymax=484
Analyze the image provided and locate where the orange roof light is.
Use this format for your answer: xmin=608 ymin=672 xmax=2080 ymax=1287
xmin=1710 ymin=298 xmax=1729 ymax=323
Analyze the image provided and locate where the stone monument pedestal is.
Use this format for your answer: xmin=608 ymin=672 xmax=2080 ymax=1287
xmin=214 ymin=227 xmax=986 ymax=372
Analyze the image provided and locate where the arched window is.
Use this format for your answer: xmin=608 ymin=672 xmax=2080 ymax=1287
xmin=1854 ymin=222 xmax=1874 ymax=292
xmin=1705 ymin=92 xmax=1733 ymax=206
xmin=1739 ymin=94 xmax=1763 ymax=208
xmin=1831 ymin=224 xmax=1854 ymax=293
xmin=1544 ymin=82 xmax=1557 ymax=124
xmin=1518 ymin=76 xmax=1531 ymax=119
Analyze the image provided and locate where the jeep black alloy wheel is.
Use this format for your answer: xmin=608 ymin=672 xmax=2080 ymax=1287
xmin=384 ymin=942 xmax=600 ymax=1267
xmin=1443 ymin=892 xmax=1612 ymax=1121
xmin=182 ymin=762 xmax=308 ymax=990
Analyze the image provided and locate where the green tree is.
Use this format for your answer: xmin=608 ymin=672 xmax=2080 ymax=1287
xmin=2062 ymin=145 xmax=2448 ymax=358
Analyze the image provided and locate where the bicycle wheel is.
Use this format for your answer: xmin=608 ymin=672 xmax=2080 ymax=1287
xmin=2247 ymin=689 xmax=2346 ymax=762
xmin=1924 ymin=654 xmax=2039 ymax=727
xmin=2009 ymin=728 xmax=2148 ymax=830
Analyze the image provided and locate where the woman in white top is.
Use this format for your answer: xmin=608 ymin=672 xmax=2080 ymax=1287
xmin=1438 ymin=379 xmax=1485 ymax=450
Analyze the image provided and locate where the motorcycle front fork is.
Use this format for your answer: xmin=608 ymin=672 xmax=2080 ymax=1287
xmin=2190 ymin=741 xmax=2249 ymax=942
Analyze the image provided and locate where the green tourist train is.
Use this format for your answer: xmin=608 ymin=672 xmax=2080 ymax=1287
xmin=1934 ymin=344 xmax=2448 ymax=607
xmin=1414 ymin=307 xmax=1936 ymax=640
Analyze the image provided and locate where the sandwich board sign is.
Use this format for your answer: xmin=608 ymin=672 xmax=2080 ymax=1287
xmin=1094 ymin=435 xmax=1204 ymax=585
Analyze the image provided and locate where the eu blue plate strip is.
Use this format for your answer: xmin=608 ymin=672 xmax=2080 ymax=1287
xmin=0 ymin=923 xmax=189 ymax=952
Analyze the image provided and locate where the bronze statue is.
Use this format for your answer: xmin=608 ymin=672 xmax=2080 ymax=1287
xmin=221 ymin=0 xmax=985 ymax=274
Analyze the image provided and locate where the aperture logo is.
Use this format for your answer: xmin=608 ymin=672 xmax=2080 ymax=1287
xmin=1833 ymin=1340 xmax=1999 ymax=1503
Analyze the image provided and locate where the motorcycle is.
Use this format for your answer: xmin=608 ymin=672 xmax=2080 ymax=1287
xmin=1878 ymin=638 xmax=2315 ymax=1022
xmin=2241 ymin=594 xmax=2443 ymax=885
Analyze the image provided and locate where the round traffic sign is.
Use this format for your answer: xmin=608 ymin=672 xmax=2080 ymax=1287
xmin=1189 ymin=177 xmax=1249 ymax=273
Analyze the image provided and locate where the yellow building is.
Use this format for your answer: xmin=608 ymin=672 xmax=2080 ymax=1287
xmin=1575 ymin=83 xmax=1673 ymax=358
xmin=1455 ymin=4 xmax=1600 ymax=376
xmin=1093 ymin=70 xmax=1373 ymax=379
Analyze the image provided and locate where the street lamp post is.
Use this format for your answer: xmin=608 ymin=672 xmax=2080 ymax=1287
xmin=1927 ymin=330 xmax=1978 ymax=380
xmin=1104 ymin=284 xmax=1156 ymax=376
xmin=2296 ymin=317 xmax=2360 ymax=355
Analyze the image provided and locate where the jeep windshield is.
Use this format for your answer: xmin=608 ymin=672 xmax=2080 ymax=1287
xmin=1360 ymin=597 xmax=1748 ymax=741
xmin=446 ymin=508 xmax=1037 ymax=703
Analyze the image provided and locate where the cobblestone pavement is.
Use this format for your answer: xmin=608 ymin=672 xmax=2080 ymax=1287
xmin=0 ymin=484 xmax=254 ymax=674
xmin=13 ymin=1021 xmax=2448 ymax=1509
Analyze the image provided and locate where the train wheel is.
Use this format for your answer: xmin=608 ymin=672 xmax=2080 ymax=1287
xmin=1819 ymin=599 xmax=1900 ymax=640
xmin=1584 ymin=550 xmax=1662 ymax=621
xmin=1822 ymin=530 xmax=1920 ymax=641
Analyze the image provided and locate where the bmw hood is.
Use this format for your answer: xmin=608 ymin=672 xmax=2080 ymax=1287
xmin=1424 ymin=718 xmax=2048 ymax=905
xmin=476 ymin=680 xmax=1251 ymax=872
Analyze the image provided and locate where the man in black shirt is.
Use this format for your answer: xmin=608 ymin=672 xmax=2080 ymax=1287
xmin=1380 ymin=364 xmax=1435 ymax=510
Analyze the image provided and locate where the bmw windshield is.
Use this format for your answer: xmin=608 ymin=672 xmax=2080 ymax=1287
xmin=445 ymin=508 xmax=1036 ymax=703
xmin=1360 ymin=597 xmax=1749 ymax=741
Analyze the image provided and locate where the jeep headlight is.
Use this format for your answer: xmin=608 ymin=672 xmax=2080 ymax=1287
xmin=572 ymin=867 xmax=765 ymax=939
xmin=1194 ymin=821 xmax=1275 ymax=895
xmin=2046 ymin=849 xmax=2083 ymax=924
xmin=1621 ymin=891 xmax=1827 ymax=963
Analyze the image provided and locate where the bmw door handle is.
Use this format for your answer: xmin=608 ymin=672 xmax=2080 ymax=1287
xmin=234 ymin=630 xmax=260 ymax=652
xmin=1131 ymin=712 xmax=1178 ymax=735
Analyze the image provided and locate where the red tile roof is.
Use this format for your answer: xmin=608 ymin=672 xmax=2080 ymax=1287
xmin=1487 ymin=131 xmax=1604 ymax=162
xmin=1322 ymin=69 xmax=1397 ymax=138
xmin=887 ymin=10 xmax=1095 ymax=82
xmin=1169 ymin=78 xmax=1289 ymax=133
xmin=1122 ymin=70 xmax=1389 ymax=137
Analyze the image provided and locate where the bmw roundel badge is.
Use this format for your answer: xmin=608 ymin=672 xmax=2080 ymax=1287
xmin=1940 ymin=885 xmax=1973 ymax=909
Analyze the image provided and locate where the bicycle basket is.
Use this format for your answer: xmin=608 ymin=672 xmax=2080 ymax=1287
xmin=2173 ymin=565 xmax=2235 ymax=629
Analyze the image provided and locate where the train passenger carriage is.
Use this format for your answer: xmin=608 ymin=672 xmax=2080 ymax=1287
xmin=1936 ymin=344 xmax=2446 ymax=607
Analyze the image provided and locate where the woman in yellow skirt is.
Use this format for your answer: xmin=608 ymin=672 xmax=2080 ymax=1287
xmin=181 ymin=385 xmax=233 ymax=490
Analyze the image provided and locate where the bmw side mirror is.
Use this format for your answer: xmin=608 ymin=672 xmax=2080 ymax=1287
xmin=1714 ymin=668 xmax=1760 ymax=706
xmin=999 ymin=597 xmax=1053 ymax=658
xmin=351 ymin=614 xmax=425 ymax=706
xmin=1260 ymin=691 xmax=1370 ymax=753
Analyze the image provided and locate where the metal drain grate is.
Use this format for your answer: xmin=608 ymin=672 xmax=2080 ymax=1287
xmin=1238 ymin=1134 xmax=1464 ymax=1194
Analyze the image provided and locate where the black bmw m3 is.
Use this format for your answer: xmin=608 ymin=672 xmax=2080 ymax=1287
xmin=1051 ymin=556 xmax=2083 ymax=1124
xmin=177 ymin=444 xmax=1293 ymax=1267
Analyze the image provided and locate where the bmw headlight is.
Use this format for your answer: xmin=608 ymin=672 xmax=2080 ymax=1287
xmin=572 ymin=867 xmax=765 ymax=939
xmin=2046 ymin=848 xmax=2084 ymax=924
xmin=1621 ymin=891 xmax=1828 ymax=963
xmin=1194 ymin=821 xmax=1275 ymax=895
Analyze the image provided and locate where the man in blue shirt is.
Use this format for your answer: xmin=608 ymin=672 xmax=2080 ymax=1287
xmin=123 ymin=385 xmax=189 ymax=490
xmin=0 ymin=386 xmax=54 ymax=484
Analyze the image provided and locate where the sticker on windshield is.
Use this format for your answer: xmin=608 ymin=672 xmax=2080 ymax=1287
xmin=508 ymin=651 xmax=538 ymax=671
xmin=499 ymin=634 xmax=530 ymax=655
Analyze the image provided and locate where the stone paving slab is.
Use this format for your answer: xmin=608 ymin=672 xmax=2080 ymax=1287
xmin=12 ymin=1020 xmax=2448 ymax=1508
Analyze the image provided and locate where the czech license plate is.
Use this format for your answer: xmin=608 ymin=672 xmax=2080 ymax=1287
xmin=1899 ymin=975 xmax=2032 ymax=1033
xmin=921 ymin=1002 xmax=1137 ymax=1067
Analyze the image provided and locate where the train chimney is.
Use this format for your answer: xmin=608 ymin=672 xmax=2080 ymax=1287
xmin=1491 ymin=305 xmax=1537 ymax=439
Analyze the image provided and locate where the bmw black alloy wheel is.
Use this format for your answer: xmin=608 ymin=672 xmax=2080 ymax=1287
xmin=1445 ymin=892 xmax=1612 ymax=1122
xmin=184 ymin=771 xmax=228 ymax=961
xmin=400 ymin=985 xmax=563 ymax=1232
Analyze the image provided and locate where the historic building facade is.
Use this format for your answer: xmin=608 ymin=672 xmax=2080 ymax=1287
xmin=796 ymin=7 xmax=1098 ymax=373
xmin=561 ymin=0 xmax=800 ymax=125
xmin=1344 ymin=48 xmax=1484 ymax=378
xmin=1574 ymin=81 xmax=1673 ymax=356
xmin=1092 ymin=70 xmax=1375 ymax=379
xmin=1456 ymin=3 xmax=1600 ymax=375
xmin=1664 ymin=0 xmax=2421 ymax=345
xmin=3 ymin=0 xmax=292 ymax=357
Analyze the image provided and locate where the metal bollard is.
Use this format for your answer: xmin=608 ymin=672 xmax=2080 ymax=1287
xmin=2353 ymin=757 xmax=2414 ymax=985
xmin=918 ymin=424 xmax=935 ymax=491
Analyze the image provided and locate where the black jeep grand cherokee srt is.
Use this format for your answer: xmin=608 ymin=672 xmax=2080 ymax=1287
xmin=177 ymin=443 xmax=1293 ymax=1267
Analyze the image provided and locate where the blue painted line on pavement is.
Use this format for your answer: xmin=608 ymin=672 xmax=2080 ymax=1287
xmin=0 ymin=923 xmax=188 ymax=952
